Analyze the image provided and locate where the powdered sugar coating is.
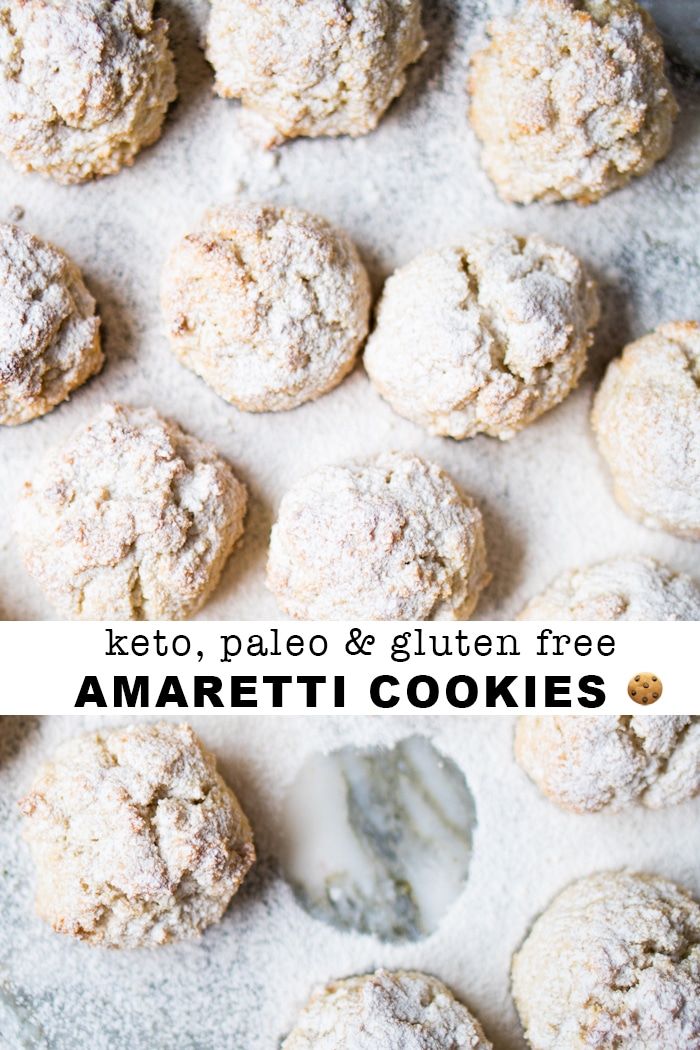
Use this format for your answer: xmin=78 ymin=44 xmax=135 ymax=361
xmin=515 ymin=716 xmax=700 ymax=813
xmin=282 ymin=970 xmax=492 ymax=1049
xmin=205 ymin=0 xmax=426 ymax=142
xmin=0 ymin=0 xmax=177 ymax=183
xmin=162 ymin=202 xmax=371 ymax=412
xmin=592 ymin=322 xmax=700 ymax=540
xmin=18 ymin=403 xmax=247 ymax=620
xmin=519 ymin=557 xmax=700 ymax=620
xmin=0 ymin=223 xmax=102 ymax=425
xmin=512 ymin=871 xmax=700 ymax=1049
xmin=469 ymin=0 xmax=678 ymax=205
xmin=364 ymin=232 xmax=599 ymax=440
xmin=20 ymin=722 xmax=255 ymax=948
xmin=267 ymin=451 xmax=489 ymax=620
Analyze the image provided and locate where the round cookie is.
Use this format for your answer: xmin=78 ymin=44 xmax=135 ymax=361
xmin=266 ymin=451 xmax=489 ymax=620
xmin=469 ymin=0 xmax=678 ymax=205
xmin=20 ymin=722 xmax=255 ymax=948
xmin=0 ymin=0 xmax=177 ymax=183
xmin=205 ymin=0 xmax=426 ymax=142
xmin=592 ymin=322 xmax=700 ymax=539
xmin=364 ymin=232 xmax=599 ymax=440
xmin=18 ymin=402 xmax=247 ymax=620
xmin=162 ymin=202 xmax=371 ymax=412
xmin=512 ymin=872 xmax=700 ymax=1049
xmin=627 ymin=672 xmax=663 ymax=706
xmin=515 ymin=716 xmax=700 ymax=813
xmin=0 ymin=223 xmax=102 ymax=425
xmin=282 ymin=970 xmax=492 ymax=1050
xmin=519 ymin=558 xmax=700 ymax=620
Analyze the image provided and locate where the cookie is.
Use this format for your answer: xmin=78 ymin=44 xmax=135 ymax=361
xmin=205 ymin=0 xmax=426 ymax=142
xmin=20 ymin=722 xmax=255 ymax=948
xmin=628 ymin=672 xmax=663 ymax=706
xmin=512 ymin=872 xmax=700 ymax=1049
xmin=162 ymin=202 xmax=371 ymax=412
xmin=469 ymin=0 xmax=678 ymax=204
xmin=266 ymin=451 xmax=490 ymax=620
xmin=519 ymin=558 xmax=700 ymax=620
xmin=364 ymin=232 xmax=599 ymax=439
xmin=18 ymin=403 xmax=247 ymax=620
xmin=515 ymin=716 xmax=700 ymax=813
xmin=0 ymin=0 xmax=177 ymax=183
xmin=592 ymin=322 xmax=700 ymax=539
xmin=0 ymin=223 xmax=102 ymax=425
xmin=282 ymin=970 xmax=492 ymax=1050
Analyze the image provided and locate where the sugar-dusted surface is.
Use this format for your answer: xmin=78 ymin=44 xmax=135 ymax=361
xmin=1 ymin=715 xmax=699 ymax=1048
xmin=0 ymin=0 xmax=699 ymax=622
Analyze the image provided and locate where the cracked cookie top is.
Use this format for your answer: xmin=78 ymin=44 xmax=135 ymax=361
xmin=0 ymin=0 xmax=177 ymax=183
xmin=515 ymin=716 xmax=700 ymax=813
xmin=283 ymin=970 xmax=492 ymax=1049
xmin=592 ymin=321 xmax=700 ymax=540
xmin=18 ymin=402 xmax=247 ymax=620
xmin=266 ymin=451 xmax=490 ymax=620
xmin=205 ymin=0 xmax=426 ymax=142
xmin=364 ymin=231 xmax=599 ymax=440
xmin=20 ymin=722 xmax=255 ymax=947
xmin=519 ymin=557 xmax=700 ymax=621
xmin=469 ymin=0 xmax=678 ymax=204
xmin=512 ymin=871 xmax=700 ymax=1050
xmin=161 ymin=202 xmax=371 ymax=412
xmin=0 ymin=222 xmax=102 ymax=425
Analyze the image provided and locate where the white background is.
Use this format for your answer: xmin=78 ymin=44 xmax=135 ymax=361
xmin=1 ymin=619 xmax=694 ymax=715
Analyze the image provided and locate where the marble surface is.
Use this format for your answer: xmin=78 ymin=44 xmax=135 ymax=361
xmin=643 ymin=1 xmax=700 ymax=71
xmin=281 ymin=736 xmax=476 ymax=942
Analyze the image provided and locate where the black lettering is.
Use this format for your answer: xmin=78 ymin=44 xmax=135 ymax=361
xmin=75 ymin=676 xmax=107 ymax=707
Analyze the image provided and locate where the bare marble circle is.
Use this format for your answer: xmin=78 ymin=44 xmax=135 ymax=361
xmin=279 ymin=736 xmax=476 ymax=942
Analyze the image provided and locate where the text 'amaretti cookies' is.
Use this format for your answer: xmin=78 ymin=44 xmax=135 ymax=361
xmin=468 ymin=0 xmax=678 ymax=204
xmin=364 ymin=231 xmax=599 ymax=440
xmin=282 ymin=970 xmax=492 ymax=1050
xmin=205 ymin=0 xmax=426 ymax=143
xmin=0 ymin=0 xmax=177 ymax=183
xmin=162 ymin=202 xmax=371 ymax=413
xmin=0 ymin=222 xmax=102 ymax=425
xmin=17 ymin=403 xmax=248 ymax=620
xmin=266 ymin=451 xmax=490 ymax=620
xmin=19 ymin=722 xmax=255 ymax=948
xmin=592 ymin=321 xmax=700 ymax=539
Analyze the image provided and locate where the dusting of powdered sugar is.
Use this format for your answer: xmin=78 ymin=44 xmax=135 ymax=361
xmin=364 ymin=231 xmax=599 ymax=439
xmin=281 ymin=969 xmax=492 ymax=1048
xmin=205 ymin=0 xmax=427 ymax=142
xmin=18 ymin=403 xmax=248 ymax=620
xmin=1 ymin=0 xmax=699 ymax=621
xmin=512 ymin=871 xmax=700 ymax=1050
xmin=0 ymin=0 xmax=177 ymax=183
xmin=161 ymin=201 xmax=371 ymax=412
xmin=19 ymin=722 xmax=255 ymax=948
xmin=266 ymin=451 xmax=489 ymax=620
xmin=519 ymin=556 xmax=700 ymax=620
xmin=1 ymin=715 xmax=700 ymax=1049
xmin=469 ymin=0 xmax=678 ymax=203
xmin=0 ymin=223 xmax=102 ymax=425
xmin=592 ymin=321 xmax=700 ymax=539
xmin=515 ymin=715 xmax=700 ymax=813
